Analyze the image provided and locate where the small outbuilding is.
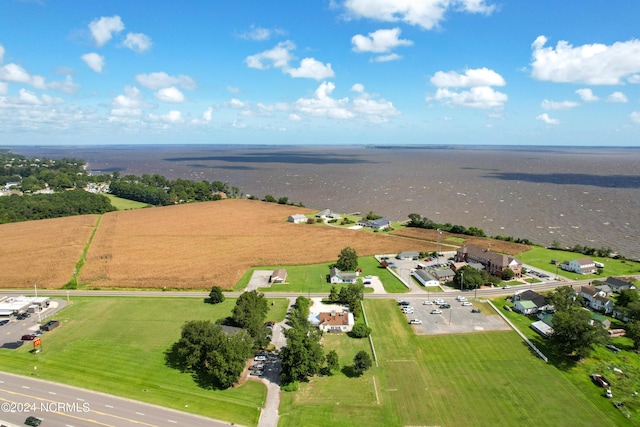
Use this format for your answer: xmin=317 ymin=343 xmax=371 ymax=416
xmin=412 ymin=269 xmax=439 ymax=287
xmin=288 ymin=214 xmax=308 ymax=224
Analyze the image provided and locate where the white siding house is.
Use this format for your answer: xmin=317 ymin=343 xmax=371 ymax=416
xmin=412 ymin=270 xmax=439 ymax=287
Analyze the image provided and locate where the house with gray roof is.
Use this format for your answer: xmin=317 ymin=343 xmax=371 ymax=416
xmin=603 ymin=277 xmax=635 ymax=293
xmin=329 ymin=267 xmax=358 ymax=284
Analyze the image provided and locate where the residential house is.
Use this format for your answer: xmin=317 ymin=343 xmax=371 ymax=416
xmin=603 ymin=277 xmax=635 ymax=293
xmin=594 ymin=284 xmax=613 ymax=296
xmin=287 ymin=214 xmax=308 ymax=224
xmin=357 ymin=218 xmax=391 ymax=230
xmin=317 ymin=310 xmax=354 ymax=333
xmin=513 ymin=290 xmax=548 ymax=315
xmin=329 ymin=267 xmax=358 ymax=284
xmin=433 ymin=268 xmax=455 ymax=282
xmin=449 ymin=262 xmax=467 ymax=271
xmin=269 ymin=269 xmax=287 ymax=284
xmin=396 ymin=251 xmax=420 ymax=260
xmin=412 ymin=270 xmax=439 ymax=287
xmin=455 ymin=245 xmax=522 ymax=278
xmin=590 ymin=312 xmax=611 ymax=329
xmin=316 ymin=209 xmax=341 ymax=220
xmin=531 ymin=314 xmax=554 ymax=338
xmin=561 ymin=258 xmax=597 ymax=274
xmin=579 ymin=285 xmax=614 ymax=314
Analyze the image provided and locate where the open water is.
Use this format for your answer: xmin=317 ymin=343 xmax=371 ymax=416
xmin=8 ymin=144 xmax=640 ymax=260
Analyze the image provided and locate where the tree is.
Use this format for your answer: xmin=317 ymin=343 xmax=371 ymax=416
xmin=335 ymin=246 xmax=358 ymax=271
xmin=350 ymin=323 xmax=371 ymax=338
xmin=328 ymin=285 xmax=339 ymax=303
xmin=352 ymin=350 xmax=373 ymax=376
xmin=365 ymin=211 xmax=382 ymax=220
xmin=172 ymin=320 xmax=253 ymax=389
xmin=547 ymin=286 xmax=582 ymax=312
xmin=207 ymin=286 xmax=225 ymax=304
xmin=626 ymin=321 xmax=640 ymax=350
xmin=616 ymin=289 xmax=639 ymax=308
xmin=325 ymin=350 xmax=339 ymax=374
xmin=280 ymin=300 xmax=324 ymax=384
xmin=550 ymin=309 xmax=608 ymax=359
xmin=232 ymin=290 xmax=269 ymax=348
xmin=454 ymin=266 xmax=483 ymax=290
xmin=501 ymin=268 xmax=515 ymax=281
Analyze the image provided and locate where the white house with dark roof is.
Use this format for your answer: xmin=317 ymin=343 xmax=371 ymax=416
xmin=579 ymin=285 xmax=613 ymax=314
xmin=329 ymin=267 xmax=358 ymax=284
xmin=316 ymin=209 xmax=341 ymax=220
xmin=396 ymin=251 xmax=420 ymax=260
xmin=357 ymin=218 xmax=390 ymax=230
xmin=603 ymin=277 xmax=635 ymax=293
xmin=269 ymin=269 xmax=287 ymax=284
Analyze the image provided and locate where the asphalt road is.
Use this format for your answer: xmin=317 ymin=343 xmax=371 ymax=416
xmin=0 ymin=372 xmax=234 ymax=427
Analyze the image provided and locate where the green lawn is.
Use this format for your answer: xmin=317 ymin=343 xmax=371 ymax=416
xmin=236 ymin=257 xmax=409 ymax=294
xmin=280 ymin=299 xmax=625 ymax=426
xmin=0 ymin=297 xmax=289 ymax=426
xmin=104 ymin=194 xmax=151 ymax=210
xmin=520 ymin=247 xmax=640 ymax=280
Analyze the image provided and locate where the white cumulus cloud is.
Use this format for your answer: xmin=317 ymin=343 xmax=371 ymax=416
xmin=431 ymin=67 xmax=506 ymax=88
xmin=0 ymin=63 xmax=46 ymax=89
xmin=531 ymin=35 xmax=640 ymax=85
xmin=0 ymin=44 xmax=4 ymax=63
xmin=289 ymin=113 xmax=302 ymax=122
xmin=631 ymin=111 xmax=640 ymax=124
xmin=155 ymin=87 xmax=185 ymax=103
xmin=541 ymin=99 xmax=579 ymax=110
xmin=123 ymin=32 xmax=152 ymax=53
xmin=428 ymin=86 xmax=507 ymax=109
xmin=352 ymin=28 xmax=413 ymax=53
xmin=607 ymin=91 xmax=627 ymax=103
xmin=343 ymin=0 xmax=496 ymax=30
xmin=575 ymin=88 xmax=599 ymax=102
xmin=161 ymin=110 xmax=184 ymax=124
xmin=245 ymin=41 xmax=295 ymax=70
xmin=239 ymin=25 xmax=285 ymax=41
xmin=136 ymin=72 xmax=196 ymax=90
xmin=536 ymin=113 xmax=559 ymax=125
xmin=0 ymin=82 xmax=7 ymax=95
xmin=286 ymin=58 xmax=335 ymax=80
xmin=89 ymin=15 xmax=125 ymax=47
xmin=81 ymin=53 xmax=105 ymax=73
xmin=294 ymin=81 xmax=354 ymax=119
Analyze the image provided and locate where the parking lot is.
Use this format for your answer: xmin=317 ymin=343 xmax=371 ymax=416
xmin=398 ymin=297 xmax=511 ymax=335
xmin=0 ymin=299 xmax=67 ymax=349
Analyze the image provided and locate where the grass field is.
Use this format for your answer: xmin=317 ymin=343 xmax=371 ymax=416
xmin=279 ymin=299 xmax=625 ymax=427
xmin=520 ymin=246 xmax=640 ymax=280
xmin=0 ymin=297 xmax=289 ymax=426
xmin=104 ymin=194 xmax=151 ymax=210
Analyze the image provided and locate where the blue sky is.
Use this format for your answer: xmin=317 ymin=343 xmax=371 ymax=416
xmin=1 ymin=0 xmax=640 ymax=146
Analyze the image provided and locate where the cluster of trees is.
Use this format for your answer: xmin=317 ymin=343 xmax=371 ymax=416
xmin=170 ymin=320 xmax=253 ymax=389
xmin=327 ymin=283 xmax=365 ymax=318
xmin=546 ymin=286 xmax=609 ymax=359
xmin=407 ymin=213 xmax=486 ymax=237
xmin=550 ymin=240 xmax=612 ymax=258
xmin=109 ymin=173 xmax=233 ymax=206
xmin=491 ymin=235 xmax=534 ymax=245
xmin=169 ymin=290 xmax=269 ymax=389
xmin=245 ymin=194 xmax=304 ymax=207
xmin=0 ymin=189 xmax=116 ymax=224
xmin=452 ymin=265 xmax=502 ymax=290
xmin=333 ymin=246 xmax=358 ymax=271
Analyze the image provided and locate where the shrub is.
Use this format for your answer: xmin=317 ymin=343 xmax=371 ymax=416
xmin=350 ymin=323 xmax=371 ymax=338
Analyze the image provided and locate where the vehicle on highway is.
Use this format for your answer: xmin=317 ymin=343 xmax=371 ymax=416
xmin=409 ymin=319 xmax=422 ymax=324
xmin=0 ymin=319 xmax=9 ymax=326
xmin=25 ymin=416 xmax=42 ymax=426
xmin=422 ymin=300 xmax=433 ymax=305
xmin=461 ymin=302 xmax=472 ymax=306
xmin=503 ymin=285 xmax=511 ymax=289
xmin=430 ymin=309 xmax=443 ymax=315
xmin=21 ymin=334 xmax=36 ymax=341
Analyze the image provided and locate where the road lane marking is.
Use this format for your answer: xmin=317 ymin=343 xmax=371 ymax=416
xmin=49 ymin=391 xmax=57 ymax=395
xmin=105 ymin=404 xmax=113 ymax=408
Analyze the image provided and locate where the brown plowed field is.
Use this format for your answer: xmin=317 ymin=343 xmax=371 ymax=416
xmin=0 ymin=215 xmax=98 ymax=288
xmin=391 ymin=227 xmax=530 ymax=255
xmin=79 ymin=199 xmax=435 ymax=289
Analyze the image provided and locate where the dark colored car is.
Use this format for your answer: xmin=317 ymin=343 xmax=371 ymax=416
xmin=606 ymin=344 xmax=621 ymax=353
xmin=471 ymin=308 xmax=481 ymax=313
xmin=0 ymin=319 xmax=9 ymax=326
xmin=590 ymin=374 xmax=610 ymax=388
xmin=21 ymin=334 xmax=36 ymax=341
xmin=25 ymin=416 xmax=42 ymax=426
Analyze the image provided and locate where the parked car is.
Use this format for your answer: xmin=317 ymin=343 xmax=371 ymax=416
xmin=431 ymin=309 xmax=443 ymax=315
xmin=605 ymin=388 xmax=613 ymax=398
xmin=363 ymin=281 xmax=372 ymax=285
xmin=254 ymin=355 xmax=267 ymax=361
xmin=606 ymin=344 xmax=621 ymax=353
xmin=590 ymin=374 xmax=610 ymax=388
xmin=41 ymin=320 xmax=59 ymax=331
xmin=461 ymin=302 xmax=472 ymax=306
xmin=398 ymin=301 xmax=410 ymax=306
xmin=250 ymin=370 xmax=264 ymax=376
xmin=503 ymin=285 xmax=511 ymax=289
xmin=24 ymin=416 xmax=42 ymax=426
xmin=456 ymin=296 xmax=467 ymax=301
xmin=21 ymin=334 xmax=36 ymax=341
xmin=471 ymin=308 xmax=481 ymax=313
xmin=503 ymin=305 xmax=512 ymax=312
xmin=422 ymin=300 xmax=433 ymax=305
xmin=0 ymin=319 xmax=9 ymax=326
xmin=264 ymin=321 xmax=275 ymax=327
xmin=250 ymin=363 xmax=265 ymax=370
xmin=439 ymin=304 xmax=450 ymax=309
xmin=409 ymin=319 xmax=422 ymax=325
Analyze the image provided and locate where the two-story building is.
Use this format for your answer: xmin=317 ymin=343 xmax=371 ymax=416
xmin=455 ymin=245 xmax=522 ymax=278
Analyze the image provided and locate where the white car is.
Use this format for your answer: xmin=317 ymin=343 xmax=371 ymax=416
xmin=456 ymin=296 xmax=467 ymax=301
xmin=403 ymin=309 xmax=415 ymax=314
xmin=461 ymin=302 xmax=472 ymax=306
xmin=250 ymin=370 xmax=264 ymax=376
xmin=430 ymin=309 xmax=443 ymax=315
xmin=422 ymin=300 xmax=433 ymax=305
xmin=409 ymin=319 xmax=422 ymax=324
xmin=401 ymin=306 xmax=414 ymax=311
xmin=254 ymin=355 xmax=267 ymax=361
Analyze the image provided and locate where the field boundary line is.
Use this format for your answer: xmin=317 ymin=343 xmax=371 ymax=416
xmin=372 ymin=376 xmax=380 ymax=405
xmin=487 ymin=300 xmax=548 ymax=363
xmin=65 ymin=214 xmax=103 ymax=289
xmin=360 ymin=300 xmax=378 ymax=366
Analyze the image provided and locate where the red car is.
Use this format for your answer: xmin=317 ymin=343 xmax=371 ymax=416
xmin=21 ymin=334 xmax=36 ymax=341
xmin=264 ymin=321 xmax=275 ymax=327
